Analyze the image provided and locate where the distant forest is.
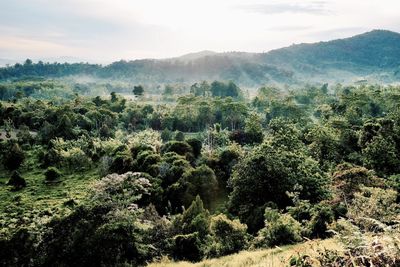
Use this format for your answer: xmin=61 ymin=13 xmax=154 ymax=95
xmin=2 ymin=30 xmax=400 ymax=85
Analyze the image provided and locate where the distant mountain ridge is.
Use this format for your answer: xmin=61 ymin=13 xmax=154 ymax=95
xmin=171 ymin=50 xmax=218 ymax=62
xmin=263 ymin=30 xmax=400 ymax=72
xmin=1 ymin=30 xmax=400 ymax=85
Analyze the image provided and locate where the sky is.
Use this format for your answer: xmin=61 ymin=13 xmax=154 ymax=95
xmin=0 ymin=0 xmax=399 ymax=64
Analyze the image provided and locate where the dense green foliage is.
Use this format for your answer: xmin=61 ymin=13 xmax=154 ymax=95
xmin=1 ymin=77 xmax=400 ymax=266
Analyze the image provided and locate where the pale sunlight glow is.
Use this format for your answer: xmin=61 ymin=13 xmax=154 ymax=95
xmin=0 ymin=0 xmax=399 ymax=63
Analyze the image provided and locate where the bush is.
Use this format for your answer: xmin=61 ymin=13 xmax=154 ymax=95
xmin=140 ymin=205 xmax=174 ymax=260
xmin=45 ymin=167 xmax=61 ymax=181
xmin=161 ymin=141 xmax=193 ymax=161
xmin=208 ymin=214 xmax=248 ymax=257
xmin=92 ymin=172 xmax=152 ymax=205
xmin=287 ymin=201 xmax=335 ymax=239
xmin=173 ymin=233 xmax=203 ymax=262
xmin=3 ymin=143 xmax=25 ymax=170
xmin=171 ymin=196 xmax=211 ymax=261
xmin=109 ymin=151 xmax=134 ymax=174
xmin=318 ymin=219 xmax=400 ymax=266
xmin=17 ymin=125 xmax=34 ymax=145
xmin=161 ymin=129 xmax=173 ymax=142
xmin=161 ymin=156 xmax=191 ymax=187
xmin=174 ymin=131 xmax=185 ymax=141
xmin=37 ymin=203 xmax=150 ymax=266
xmin=307 ymin=203 xmax=334 ymax=238
xmin=130 ymin=143 xmax=153 ymax=159
xmin=59 ymin=147 xmax=91 ymax=171
xmin=31 ymin=172 xmax=156 ymax=266
xmin=136 ymin=150 xmax=161 ymax=177
xmin=348 ymin=186 xmax=399 ymax=229
xmin=7 ymin=171 xmax=26 ymax=190
xmin=181 ymin=165 xmax=218 ymax=210
xmin=98 ymin=156 xmax=113 ymax=177
xmin=362 ymin=135 xmax=400 ymax=175
xmin=332 ymin=163 xmax=383 ymax=202
xmin=254 ymin=208 xmax=302 ymax=247
xmin=0 ymin=228 xmax=36 ymax=266
xmin=229 ymin=143 xmax=329 ymax=233
xmin=386 ymin=174 xmax=400 ymax=202
xmin=186 ymin=138 xmax=202 ymax=158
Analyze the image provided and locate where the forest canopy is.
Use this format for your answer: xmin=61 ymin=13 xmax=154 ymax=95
xmin=1 ymin=78 xmax=400 ymax=266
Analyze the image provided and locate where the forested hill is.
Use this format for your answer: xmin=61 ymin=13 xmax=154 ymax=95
xmin=262 ymin=30 xmax=400 ymax=80
xmin=1 ymin=30 xmax=400 ymax=85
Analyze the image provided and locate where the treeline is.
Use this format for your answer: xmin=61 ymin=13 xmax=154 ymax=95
xmin=0 ymin=58 xmax=293 ymax=85
xmin=0 ymin=59 xmax=101 ymax=80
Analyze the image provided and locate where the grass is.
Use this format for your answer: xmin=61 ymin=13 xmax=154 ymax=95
xmin=148 ymin=238 xmax=342 ymax=267
xmin=0 ymin=148 xmax=99 ymax=238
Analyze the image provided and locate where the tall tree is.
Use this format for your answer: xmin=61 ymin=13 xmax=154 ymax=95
xmin=133 ymin=85 xmax=144 ymax=97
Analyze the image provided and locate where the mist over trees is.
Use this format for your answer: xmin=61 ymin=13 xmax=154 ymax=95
xmin=2 ymin=29 xmax=400 ymax=267
xmin=2 ymin=30 xmax=400 ymax=86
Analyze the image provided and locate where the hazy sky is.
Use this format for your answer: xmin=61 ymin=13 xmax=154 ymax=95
xmin=1 ymin=0 xmax=399 ymax=63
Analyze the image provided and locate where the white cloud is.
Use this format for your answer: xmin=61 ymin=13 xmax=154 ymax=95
xmin=0 ymin=0 xmax=399 ymax=63
xmin=237 ymin=1 xmax=329 ymax=15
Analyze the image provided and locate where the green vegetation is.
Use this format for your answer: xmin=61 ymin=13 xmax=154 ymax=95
xmin=1 ymin=75 xmax=400 ymax=266
xmin=149 ymin=239 xmax=342 ymax=267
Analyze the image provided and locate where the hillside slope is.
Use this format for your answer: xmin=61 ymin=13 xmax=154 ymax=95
xmin=148 ymin=239 xmax=341 ymax=267
xmin=262 ymin=30 xmax=400 ymax=82
xmin=1 ymin=30 xmax=399 ymax=85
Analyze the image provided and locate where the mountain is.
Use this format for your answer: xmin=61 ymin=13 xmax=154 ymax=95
xmin=261 ymin=30 xmax=400 ymax=82
xmin=268 ymin=30 xmax=400 ymax=68
xmin=1 ymin=30 xmax=400 ymax=85
xmin=172 ymin=50 xmax=218 ymax=62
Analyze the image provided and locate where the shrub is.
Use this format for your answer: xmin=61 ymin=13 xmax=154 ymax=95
xmin=288 ymin=200 xmax=334 ymax=239
xmin=0 ymin=228 xmax=36 ymax=266
xmin=109 ymin=151 xmax=134 ymax=174
xmin=332 ymin=163 xmax=383 ymax=202
xmin=7 ymin=171 xmax=26 ymax=190
xmin=161 ymin=129 xmax=173 ymax=142
xmin=174 ymin=131 xmax=185 ymax=141
xmin=45 ymin=167 xmax=61 ymax=181
xmin=287 ymin=200 xmax=313 ymax=223
xmin=175 ymin=196 xmax=210 ymax=236
xmin=17 ymin=125 xmax=34 ymax=145
xmin=161 ymin=141 xmax=193 ymax=160
xmin=140 ymin=205 xmax=174 ymax=259
xmin=186 ymin=138 xmax=202 ymax=158
xmin=386 ymin=174 xmax=400 ymax=202
xmin=126 ymin=129 xmax=162 ymax=152
xmin=173 ymin=233 xmax=203 ymax=262
xmin=307 ymin=203 xmax=334 ymax=238
xmin=171 ymin=196 xmax=211 ymax=261
xmin=254 ymin=208 xmax=302 ymax=247
xmin=229 ymin=143 xmax=329 ymax=233
xmin=348 ymin=186 xmax=399 ymax=229
xmin=318 ymin=219 xmax=400 ymax=266
xmin=161 ymin=157 xmax=191 ymax=187
xmin=98 ymin=156 xmax=113 ymax=177
xmin=92 ymin=172 xmax=152 ymax=205
xmin=136 ymin=150 xmax=161 ymax=177
xmin=181 ymin=165 xmax=218 ymax=210
xmin=130 ymin=143 xmax=153 ymax=159
xmin=362 ymin=135 xmax=400 ymax=175
xmin=37 ymin=203 xmax=152 ymax=266
xmin=3 ymin=143 xmax=25 ymax=170
xmin=59 ymin=147 xmax=91 ymax=171
xmin=208 ymin=214 xmax=248 ymax=257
